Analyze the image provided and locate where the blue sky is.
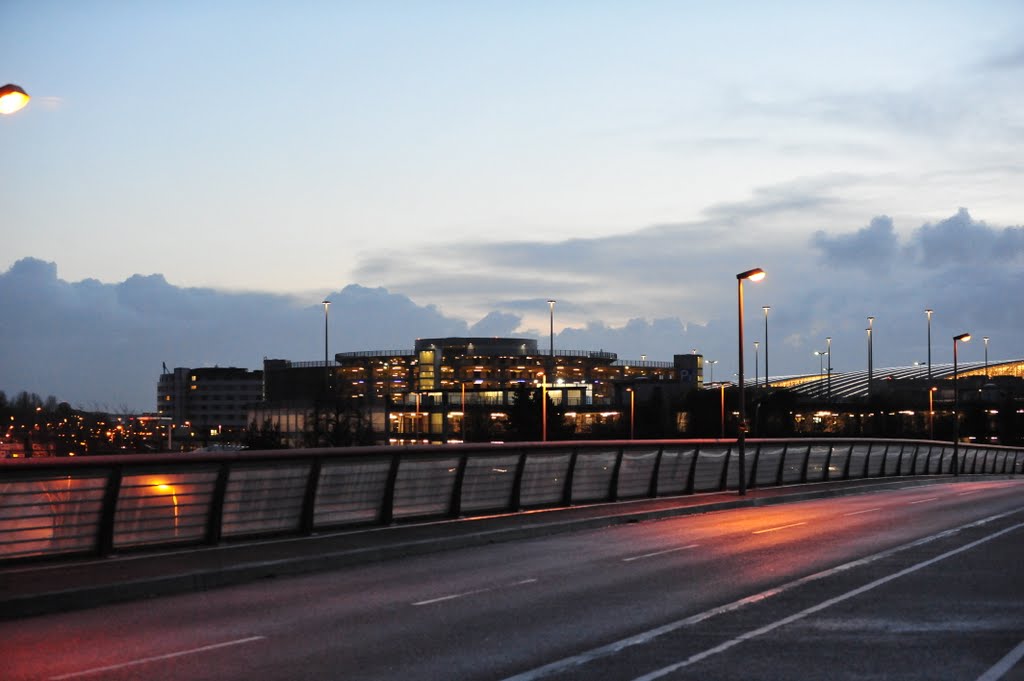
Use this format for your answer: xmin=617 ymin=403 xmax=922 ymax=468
xmin=2 ymin=2 xmax=1023 ymax=409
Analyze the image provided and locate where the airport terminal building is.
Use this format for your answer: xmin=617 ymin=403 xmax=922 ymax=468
xmin=254 ymin=337 xmax=703 ymax=445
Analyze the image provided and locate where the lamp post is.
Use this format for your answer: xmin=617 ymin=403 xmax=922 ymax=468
xmin=984 ymin=336 xmax=990 ymax=378
xmin=929 ymin=386 xmax=937 ymax=440
xmin=322 ymin=299 xmax=331 ymax=393
xmin=754 ymin=341 xmax=760 ymax=389
xmin=547 ymin=300 xmax=556 ymax=378
xmin=925 ymin=309 xmax=933 ymax=382
xmin=826 ymin=336 xmax=832 ymax=401
xmin=627 ymin=387 xmax=635 ymax=440
xmin=541 ymin=372 xmax=548 ymax=442
xmin=0 ymin=84 xmax=30 ymax=115
xmin=953 ymin=332 xmax=971 ymax=476
xmin=707 ymin=359 xmax=718 ymax=385
xmin=867 ymin=316 xmax=875 ymax=398
xmin=736 ymin=267 xmax=766 ymax=496
xmin=762 ymin=306 xmax=771 ymax=387
xmin=814 ymin=350 xmax=827 ymax=397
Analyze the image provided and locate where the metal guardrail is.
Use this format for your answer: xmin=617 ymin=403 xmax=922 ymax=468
xmin=1 ymin=439 xmax=1021 ymax=563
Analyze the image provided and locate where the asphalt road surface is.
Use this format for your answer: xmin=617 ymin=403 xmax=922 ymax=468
xmin=3 ymin=479 xmax=1023 ymax=681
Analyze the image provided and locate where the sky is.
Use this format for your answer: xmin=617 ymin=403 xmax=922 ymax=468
xmin=2 ymin=1 xmax=1023 ymax=411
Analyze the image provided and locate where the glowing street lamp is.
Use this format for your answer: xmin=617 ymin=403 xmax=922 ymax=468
xmin=736 ymin=267 xmax=765 ymax=496
xmin=952 ymin=332 xmax=971 ymax=476
xmin=0 ymin=84 xmax=30 ymax=115
xmin=706 ymin=359 xmax=718 ymax=385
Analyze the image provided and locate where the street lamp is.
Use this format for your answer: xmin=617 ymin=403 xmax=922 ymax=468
xmin=984 ymin=336 xmax=990 ymax=378
xmin=925 ymin=309 xmax=933 ymax=381
xmin=736 ymin=267 xmax=766 ymax=496
xmin=762 ymin=306 xmax=771 ymax=387
xmin=322 ymin=299 xmax=331 ymax=393
xmin=929 ymin=386 xmax=937 ymax=440
xmin=707 ymin=359 xmax=718 ymax=385
xmin=0 ymin=84 xmax=30 ymax=115
xmin=547 ymin=300 xmax=556 ymax=378
xmin=826 ymin=336 xmax=832 ymax=401
xmin=814 ymin=350 xmax=827 ymax=397
xmin=627 ymin=387 xmax=635 ymax=440
xmin=867 ymin=316 xmax=875 ymax=398
xmin=953 ymin=332 xmax=971 ymax=476
xmin=753 ymin=341 xmax=760 ymax=389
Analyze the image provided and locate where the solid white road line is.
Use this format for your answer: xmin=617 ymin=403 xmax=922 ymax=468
xmin=499 ymin=509 xmax=1023 ymax=681
xmin=631 ymin=519 xmax=1024 ymax=681
xmin=975 ymin=639 xmax=1024 ymax=681
xmin=843 ymin=507 xmax=882 ymax=516
xmin=413 ymin=578 xmax=538 ymax=606
xmin=752 ymin=522 xmax=806 ymax=535
xmin=623 ymin=544 xmax=699 ymax=562
xmin=49 ymin=636 xmax=266 ymax=680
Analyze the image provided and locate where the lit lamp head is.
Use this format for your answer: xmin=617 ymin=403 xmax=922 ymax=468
xmin=0 ymin=84 xmax=30 ymax=115
xmin=955 ymin=333 xmax=971 ymax=343
xmin=737 ymin=267 xmax=766 ymax=282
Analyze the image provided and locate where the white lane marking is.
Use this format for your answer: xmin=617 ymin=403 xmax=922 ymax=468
xmin=499 ymin=508 xmax=1024 ymax=681
xmin=413 ymin=578 xmax=537 ymax=606
xmin=632 ymin=519 xmax=1024 ymax=681
xmin=49 ymin=636 xmax=265 ymax=680
xmin=843 ymin=507 xmax=882 ymax=517
xmin=752 ymin=522 xmax=806 ymax=535
xmin=909 ymin=496 xmax=939 ymax=505
xmin=958 ymin=489 xmax=982 ymax=496
xmin=975 ymin=638 xmax=1024 ymax=681
xmin=623 ymin=544 xmax=699 ymax=562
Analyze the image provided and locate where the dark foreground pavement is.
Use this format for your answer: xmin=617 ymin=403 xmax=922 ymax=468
xmin=0 ymin=477 xmax=954 ymax=619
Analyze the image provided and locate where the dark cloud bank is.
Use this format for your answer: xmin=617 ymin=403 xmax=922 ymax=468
xmin=2 ymin=209 xmax=1021 ymax=411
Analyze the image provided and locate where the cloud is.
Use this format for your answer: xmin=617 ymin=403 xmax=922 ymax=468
xmin=3 ymin=207 xmax=1022 ymax=412
xmin=810 ymin=215 xmax=899 ymax=270
xmin=910 ymin=208 xmax=1024 ymax=266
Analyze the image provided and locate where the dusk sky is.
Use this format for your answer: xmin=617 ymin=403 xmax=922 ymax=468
xmin=2 ymin=1 xmax=1022 ymax=410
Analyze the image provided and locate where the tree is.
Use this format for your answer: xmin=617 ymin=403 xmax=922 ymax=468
xmin=244 ymin=418 xmax=286 ymax=450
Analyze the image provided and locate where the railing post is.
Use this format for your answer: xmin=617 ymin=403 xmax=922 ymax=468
xmin=823 ymin=444 xmax=835 ymax=482
xmin=300 ymin=457 xmax=323 ymax=535
xmin=97 ymin=466 xmax=123 ymax=557
xmin=842 ymin=442 xmax=854 ymax=479
xmin=923 ymin=443 xmax=933 ymax=475
xmin=863 ymin=442 xmax=874 ymax=478
xmin=380 ymin=454 xmax=401 ymax=525
xmin=648 ymin=446 xmax=664 ymax=498
xmin=449 ymin=453 xmax=469 ymax=518
xmin=894 ymin=443 xmax=905 ymax=475
xmin=908 ymin=444 xmax=920 ymax=475
xmin=748 ymin=441 xmax=761 ymax=490
xmin=719 ymin=444 xmax=732 ymax=491
xmin=685 ymin=444 xmax=700 ymax=495
xmin=775 ymin=442 xmax=789 ymax=487
xmin=609 ymin=446 xmax=625 ymax=502
xmin=799 ymin=444 xmax=811 ymax=484
xmin=206 ymin=462 xmax=230 ymax=545
xmin=510 ymin=451 xmax=527 ymax=512
xmin=562 ymin=448 xmax=578 ymax=506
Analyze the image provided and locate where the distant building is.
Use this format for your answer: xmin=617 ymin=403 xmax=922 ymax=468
xmin=157 ymin=367 xmax=264 ymax=442
xmin=256 ymin=337 xmax=703 ymax=446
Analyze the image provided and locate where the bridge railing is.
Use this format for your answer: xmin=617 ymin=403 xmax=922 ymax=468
xmin=1 ymin=438 xmax=1020 ymax=563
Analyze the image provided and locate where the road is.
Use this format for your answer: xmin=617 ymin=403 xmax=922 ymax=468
xmin=3 ymin=479 xmax=1023 ymax=680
